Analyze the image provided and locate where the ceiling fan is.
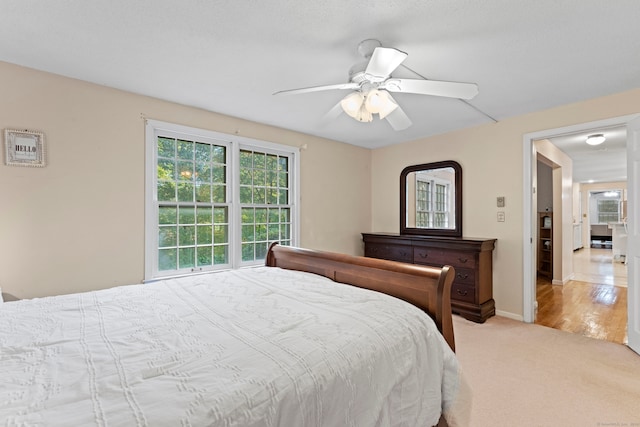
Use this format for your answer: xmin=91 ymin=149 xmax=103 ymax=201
xmin=274 ymin=39 xmax=479 ymax=131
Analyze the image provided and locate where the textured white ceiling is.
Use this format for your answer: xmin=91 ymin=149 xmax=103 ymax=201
xmin=548 ymin=126 xmax=627 ymax=184
xmin=1 ymin=0 xmax=640 ymax=151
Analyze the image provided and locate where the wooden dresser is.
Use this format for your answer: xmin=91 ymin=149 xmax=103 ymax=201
xmin=362 ymin=233 xmax=496 ymax=323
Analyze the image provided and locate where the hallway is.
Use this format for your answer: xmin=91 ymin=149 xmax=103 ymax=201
xmin=535 ymin=247 xmax=628 ymax=344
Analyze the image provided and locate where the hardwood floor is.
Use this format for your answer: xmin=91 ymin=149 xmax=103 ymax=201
xmin=535 ymin=248 xmax=628 ymax=344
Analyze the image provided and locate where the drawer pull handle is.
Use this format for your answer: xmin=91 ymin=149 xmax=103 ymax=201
xmin=418 ymin=252 xmax=428 ymax=258
xmin=456 ymin=273 xmax=469 ymax=280
xmin=400 ymin=251 xmax=408 ymax=257
xmin=456 ymin=289 xmax=468 ymax=296
xmin=458 ymin=257 xmax=468 ymax=263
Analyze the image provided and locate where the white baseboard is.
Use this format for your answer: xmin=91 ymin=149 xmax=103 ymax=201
xmin=495 ymin=310 xmax=524 ymax=322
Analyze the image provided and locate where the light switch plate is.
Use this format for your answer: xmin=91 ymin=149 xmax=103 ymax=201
xmin=497 ymin=196 xmax=505 ymax=207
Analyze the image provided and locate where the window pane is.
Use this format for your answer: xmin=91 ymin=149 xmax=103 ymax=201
xmin=253 ymin=152 xmax=265 ymax=169
xmin=197 ymin=207 xmax=212 ymax=224
xmin=280 ymin=224 xmax=290 ymax=240
xmin=213 ymin=225 xmax=228 ymax=243
xmin=212 ymin=146 xmax=226 ymax=164
xmin=240 ymin=186 xmax=252 ymax=203
xmin=278 ymin=189 xmax=288 ymax=204
xmin=268 ymin=224 xmax=279 ymax=240
xmin=242 ymin=224 xmax=254 ymax=242
xmin=159 ymin=206 xmax=177 ymax=225
xmin=157 ymin=137 xmax=175 ymax=158
xmin=197 ymin=246 xmax=212 ymax=267
xmin=214 ymin=245 xmax=228 ymax=264
xmin=177 ymin=139 xmax=193 ymax=160
xmin=242 ymin=208 xmax=254 ymax=223
xmin=196 ymin=162 xmax=211 ymax=182
xmin=195 ymin=143 xmax=211 ymax=162
xmin=195 ymin=184 xmax=211 ymax=203
xmin=157 ymin=182 xmax=176 ymax=202
xmin=255 ymin=208 xmax=267 ymax=223
xmin=158 ymin=159 xmax=175 ymax=180
xmin=178 ymin=161 xmax=194 ymax=181
xmin=177 ymin=183 xmax=194 ymax=202
xmin=158 ymin=226 xmax=177 ymax=247
xmin=179 ymin=226 xmax=195 ymax=246
xmin=159 ymin=248 xmax=177 ymax=271
xmin=253 ymin=169 xmax=266 ymax=186
xmin=240 ymin=168 xmax=252 ymax=185
xmin=268 ymin=208 xmax=279 ymax=223
xmin=255 ymin=242 xmax=268 ymax=260
xmin=214 ymin=207 xmax=228 ymax=223
xmin=256 ymin=224 xmax=267 ymax=241
xmin=242 ymin=243 xmax=254 ymax=261
xmin=240 ymin=150 xmax=252 ymax=168
xmin=212 ymin=184 xmax=226 ymax=203
xmin=278 ymin=157 xmax=288 ymax=171
xmin=267 ymin=188 xmax=278 ymax=205
xmin=178 ymin=247 xmax=195 ymax=269
xmin=178 ymin=207 xmax=195 ymax=224
xmin=254 ymin=187 xmax=266 ymax=204
xmin=197 ymin=225 xmax=212 ymax=244
xmin=266 ymin=154 xmax=278 ymax=171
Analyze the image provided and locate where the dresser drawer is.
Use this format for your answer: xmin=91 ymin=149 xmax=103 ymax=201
xmin=440 ymin=251 xmax=477 ymax=269
xmin=413 ymin=248 xmax=448 ymax=265
xmin=453 ymin=267 xmax=475 ymax=285
xmin=414 ymin=248 xmax=477 ymax=269
xmin=365 ymin=243 xmax=412 ymax=263
xmin=452 ymin=283 xmax=475 ymax=304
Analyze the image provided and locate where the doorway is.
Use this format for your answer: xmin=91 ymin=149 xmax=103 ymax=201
xmin=522 ymin=114 xmax=640 ymax=355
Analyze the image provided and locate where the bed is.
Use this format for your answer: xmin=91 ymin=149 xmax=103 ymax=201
xmin=0 ymin=243 xmax=469 ymax=427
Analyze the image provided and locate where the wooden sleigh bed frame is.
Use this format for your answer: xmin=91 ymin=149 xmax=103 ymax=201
xmin=266 ymin=243 xmax=456 ymax=351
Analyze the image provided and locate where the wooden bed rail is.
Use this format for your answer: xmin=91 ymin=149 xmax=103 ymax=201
xmin=265 ymin=243 xmax=456 ymax=351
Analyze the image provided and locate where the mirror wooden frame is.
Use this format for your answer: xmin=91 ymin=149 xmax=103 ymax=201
xmin=400 ymin=160 xmax=463 ymax=237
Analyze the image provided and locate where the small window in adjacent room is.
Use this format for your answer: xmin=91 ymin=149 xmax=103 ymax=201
xmin=145 ymin=120 xmax=299 ymax=280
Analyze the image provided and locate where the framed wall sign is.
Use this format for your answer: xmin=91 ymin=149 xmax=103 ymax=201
xmin=4 ymin=129 xmax=46 ymax=167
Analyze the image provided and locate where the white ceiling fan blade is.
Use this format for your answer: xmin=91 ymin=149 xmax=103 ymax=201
xmin=383 ymin=78 xmax=479 ymax=100
xmin=364 ymin=47 xmax=408 ymax=81
xmin=273 ymin=82 xmax=360 ymax=96
xmin=384 ymin=101 xmax=412 ymax=131
xmin=321 ymin=101 xmax=344 ymax=124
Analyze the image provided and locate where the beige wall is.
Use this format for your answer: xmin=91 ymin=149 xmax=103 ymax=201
xmin=0 ymin=61 xmax=371 ymax=299
xmin=371 ymin=89 xmax=640 ymax=318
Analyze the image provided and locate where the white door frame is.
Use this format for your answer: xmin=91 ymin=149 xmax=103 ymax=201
xmin=626 ymin=116 xmax=640 ymax=354
xmin=522 ymin=114 xmax=640 ymax=324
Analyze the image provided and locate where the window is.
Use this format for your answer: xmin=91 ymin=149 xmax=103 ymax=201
xmin=239 ymin=149 xmax=292 ymax=262
xmin=597 ymin=199 xmax=620 ymax=223
xmin=145 ymin=121 xmax=298 ymax=280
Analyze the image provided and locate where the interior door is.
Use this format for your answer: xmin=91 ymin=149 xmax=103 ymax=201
xmin=627 ymin=116 xmax=640 ymax=355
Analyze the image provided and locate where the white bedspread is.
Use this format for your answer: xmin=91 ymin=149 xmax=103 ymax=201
xmin=0 ymin=267 xmax=468 ymax=427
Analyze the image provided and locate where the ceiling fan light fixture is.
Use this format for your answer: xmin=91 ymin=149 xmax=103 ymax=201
xmin=340 ymin=92 xmax=364 ymax=118
xmin=586 ymin=133 xmax=606 ymax=146
xmin=363 ymin=89 xmax=388 ymax=113
xmin=377 ymin=93 xmax=399 ymax=120
xmin=355 ymin=104 xmax=373 ymax=122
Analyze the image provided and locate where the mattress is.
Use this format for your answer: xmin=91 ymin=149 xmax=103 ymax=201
xmin=0 ymin=267 xmax=469 ymax=426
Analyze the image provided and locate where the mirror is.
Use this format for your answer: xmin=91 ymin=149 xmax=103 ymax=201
xmin=400 ymin=160 xmax=462 ymax=237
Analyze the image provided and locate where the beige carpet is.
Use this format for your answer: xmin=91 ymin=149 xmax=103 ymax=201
xmin=453 ymin=315 xmax=640 ymax=427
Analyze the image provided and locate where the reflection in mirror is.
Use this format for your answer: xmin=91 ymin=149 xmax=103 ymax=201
xmin=401 ymin=161 xmax=462 ymax=237
xmin=406 ymin=167 xmax=456 ymax=229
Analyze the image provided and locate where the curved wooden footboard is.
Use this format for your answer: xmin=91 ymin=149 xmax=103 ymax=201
xmin=265 ymin=243 xmax=456 ymax=351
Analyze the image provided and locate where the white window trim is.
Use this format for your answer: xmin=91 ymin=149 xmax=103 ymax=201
xmin=144 ymin=119 xmax=300 ymax=281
